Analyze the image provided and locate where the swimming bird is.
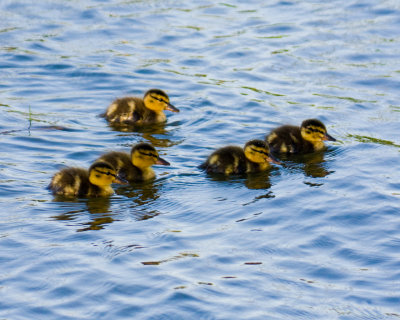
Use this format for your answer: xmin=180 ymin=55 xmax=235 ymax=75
xmin=101 ymin=89 xmax=179 ymax=126
xmin=266 ymin=119 xmax=336 ymax=154
xmin=199 ymin=139 xmax=279 ymax=175
xmin=96 ymin=142 xmax=170 ymax=182
xmin=48 ymin=161 xmax=126 ymax=197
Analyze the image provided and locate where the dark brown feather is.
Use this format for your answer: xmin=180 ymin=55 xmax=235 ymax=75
xmin=48 ymin=167 xmax=102 ymax=197
xmin=266 ymin=125 xmax=314 ymax=154
xmin=199 ymin=146 xmax=247 ymax=174
xmin=100 ymin=97 xmax=158 ymax=125
xmin=96 ymin=151 xmax=144 ymax=182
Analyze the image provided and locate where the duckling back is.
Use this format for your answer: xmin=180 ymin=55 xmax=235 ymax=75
xmin=48 ymin=167 xmax=99 ymax=197
xmin=101 ymin=97 xmax=158 ymax=125
xmin=266 ymin=125 xmax=314 ymax=154
xmin=96 ymin=151 xmax=145 ymax=182
xmin=199 ymin=146 xmax=247 ymax=174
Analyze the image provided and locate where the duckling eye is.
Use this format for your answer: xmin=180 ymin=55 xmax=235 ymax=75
xmin=139 ymin=151 xmax=157 ymax=158
xmin=94 ymin=169 xmax=115 ymax=177
xmin=150 ymin=95 xmax=167 ymax=104
xmin=307 ymin=127 xmax=324 ymax=135
xmin=250 ymin=147 xmax=268 ymax=156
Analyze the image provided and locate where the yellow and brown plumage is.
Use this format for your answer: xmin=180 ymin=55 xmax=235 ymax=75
xmin=266 ymin=119 xmax=336 ymax=154
xmin=48 ymin=161 xmax=126 ymax=197
xmin=101 ymin=89 xmax=179 ymax=126
xmin=96 ymin=142 xmax=170 ymax=183
xmin=199 ymin=139 xmax=279 ymax=175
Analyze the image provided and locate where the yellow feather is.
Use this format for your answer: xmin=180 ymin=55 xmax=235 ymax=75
xmin=106 ymin=102 xmax=118 ymax=116
xmin=209 ymin=155 xmax=219 ymax=165
xmin=267 ymin=132 xmax=277 ymax=143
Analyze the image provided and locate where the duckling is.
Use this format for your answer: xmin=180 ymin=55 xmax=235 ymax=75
xmin=101 ymin=89 xmax=179 ymax=125
xmin=48 ymin=161 xmax=126 ymax=197
xmin=96 ymin=142 xmax=170 ymax=182
xmin=199 ymin=139 xmax=279 ymax=175
xmin=266 ymin=119 xmax=336 ymax=154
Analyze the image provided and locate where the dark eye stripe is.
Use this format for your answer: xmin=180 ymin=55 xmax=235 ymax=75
xmin=150 ymin=95 xmax=167 ymax=104
xmin=139 ymin=151 xmax=157 ymax=157
xmin=94 ymin=169 xmax=116 ymax=177
xmin=250 ymin=147 xmax=269 ymax=156
xmin=307 ymin=127 xmax=325 ymax=134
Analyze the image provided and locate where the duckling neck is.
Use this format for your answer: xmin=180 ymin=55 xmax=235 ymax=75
xmin=143 ymin=104 xmax=167 ymax=123
xmin=100 ymin=185 xmax=114 ymax=196
xmin=153 ymin=111 xmax=166 ymax=123
xmin=258 ymin=162 xmax=270 ymax=171
xmin=311 ymin=141 xmax=325 ymax=151
xmin=89 ymin=185 xmax=114 ymax=197
xmin=134 ymin=165 xmax=155 ymax=180
xmin=246 ymin=161 xmax=270 ymax=173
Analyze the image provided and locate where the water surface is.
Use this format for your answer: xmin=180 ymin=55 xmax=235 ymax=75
xmin=1 ymin=0 xmax=400 ymax=319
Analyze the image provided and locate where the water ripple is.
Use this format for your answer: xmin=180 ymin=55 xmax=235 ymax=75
xmin=1 ymin=0 xmax=400 ymax=319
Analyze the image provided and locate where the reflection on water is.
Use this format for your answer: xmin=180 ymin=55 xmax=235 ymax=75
xmin=348 ymin=134 xmax=400 ymax=149
xmin=110 ymin=121 xmax=182 ymax=148
xmin=141 ymin=252 xmax=199 ymax=266
xmin=205 ymin=169 xmax=274 ymax=191
xmin=116 ymin=180 xmax=163 ymax=221
xmin=116 ymin=182 xmax=160 ymax=206
xmin=51 ymin=197 xmax=115 ymax=232
xmin=0 ymin=124 xmax=73 ymax=135
xmin=277 ymin=148 xmax=335 ymax=180
xmin=245 ymin=170 xmax=273 ymax=190
xmin=77 ymin=214 xmax=115 ymax=232
xmin=51 ymin=178 xmax=164 ymax=232
xmin=86 ymin=197 xmax=112 ymax=214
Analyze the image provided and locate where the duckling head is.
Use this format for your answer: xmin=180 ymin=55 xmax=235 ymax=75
xmin=143 ymin=89 xmax=180 ymax=113
xmin=300 ymin=119 xmax=336 ymax=144
xmin=88 ymin=161 xmax=127 ymax=187
xmin=131 ymin=142 xmax=170 ymax=170
xmin=244 ymin=139 xmax=280 ymax=164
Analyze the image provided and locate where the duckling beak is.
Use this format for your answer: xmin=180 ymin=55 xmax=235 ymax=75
xmin=165 ymin=103 xmax=180 ymax=113
xmin=323 ymin=133 xmax=336 ymax=141
xmin=156 ymin=157 xmax=170 ymax=166
xmin=267 ymin=154 xmax=281 ymax=165
xmin=113 ymin=174 xmax=129 ymax=185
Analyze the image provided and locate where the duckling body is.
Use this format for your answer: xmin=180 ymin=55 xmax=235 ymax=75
xmin=96 ymin=143 xmax=170 ymax=183
xmin=96 ymin=151 xmax=151 ymax=182
xmin=101 ymin=89 xmax=179 ymax=126
xmin=48 ymin=161 xmax=123 ymax=197
xmin=266 ymin=119 xmax=336 ymax=154
xmin=200 ymin=139 xmax=279 ymax=175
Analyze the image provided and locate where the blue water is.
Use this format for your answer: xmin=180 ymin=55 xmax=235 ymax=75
xmin=1 ymin=0 xmax=400 ymax=319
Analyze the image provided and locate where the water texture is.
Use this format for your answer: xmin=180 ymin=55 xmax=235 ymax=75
xmin=1 ymin=0 xmax=400 ymax=319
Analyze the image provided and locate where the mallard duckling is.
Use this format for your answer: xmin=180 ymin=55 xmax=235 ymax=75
xmin=96 ymin=142 xmax=170 ymax=182
xmin=101 ymin=89 xmax=179 ymax=125
xmin=48 ymin=161 xmax=126 ymax=197
xmin=199 ymin=139 xmax=279 ymax=175
xmin=266 ymin=119 xmax=336 ymax=154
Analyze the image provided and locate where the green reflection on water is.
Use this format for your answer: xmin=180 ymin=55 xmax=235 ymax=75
xmin=313 ymin=93 xmax=377 ymax=104
xmin=348 ymin=134 xmax=400 ymax=148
